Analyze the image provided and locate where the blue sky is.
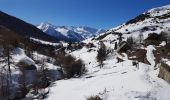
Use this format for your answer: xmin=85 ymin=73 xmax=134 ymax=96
xmin=0 ymin=0 xmax=170 ymax=29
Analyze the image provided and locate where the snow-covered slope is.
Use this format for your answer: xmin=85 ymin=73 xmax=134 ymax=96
xmin=37 ymin=22 xmax=106 ymax=42
xmin=47 ymin=44 xmax=170 ymax=100
xmin=102 ymin=5 xmax=170 ymax=40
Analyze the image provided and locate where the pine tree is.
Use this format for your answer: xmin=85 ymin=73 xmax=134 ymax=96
xmin=127 ymin=36 xmax=134 ymax=48
xmin=114 ymin=42 xmax=118 ymax=50
xmin=118 ymin=34 xmax=122 ymax=45
xmin=0 ymin=42 xmax=14 ymax=99
xmin=97 ymin=43 xmax=107 ymax=68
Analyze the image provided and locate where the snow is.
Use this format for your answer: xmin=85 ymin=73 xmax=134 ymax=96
xmin=0 ymin=47 xmax=64 ymax=99
xmin=47 ymin=43 xmax=170 ymax=100
xmin=13 ymin=48 xmax=35 ymax=65
xmin=37 ymin=22 xmax=106 ymax=40
xmin=102 ymin=5 xmax=170 ymax=43
xmin=102 ymin=34 xmax=118 ymax=41
xmin=38 ymin=5 xmax=170 ymax=100
xmin=145 ymin=45 xmax=156 ymax=67
xmin=30 ymin=37 xmax=59 ymax=46
xmin=160 ymin=41 xmax=166 ymax=46
xmin=162 ymin=59 xmax=170 ymax=67
xmin=56 ymin=28 xmax=69 ymax=36
xmin=148 ymin=5 xmax=170 ymax=17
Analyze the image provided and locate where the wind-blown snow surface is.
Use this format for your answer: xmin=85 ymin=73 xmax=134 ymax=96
xmin=47 ymin=44 xmax=170 ymax=100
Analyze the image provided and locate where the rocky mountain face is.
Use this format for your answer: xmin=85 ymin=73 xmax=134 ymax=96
xmin=37 ymin=22 xmax=106 ymax=42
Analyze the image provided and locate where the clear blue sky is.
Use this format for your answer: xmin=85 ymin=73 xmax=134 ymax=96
xmin=0 ymin=0 xmax=170 ymax=29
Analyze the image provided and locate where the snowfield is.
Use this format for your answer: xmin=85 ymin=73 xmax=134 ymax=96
xmin=47 ymin=45 xmax=170 ymax=100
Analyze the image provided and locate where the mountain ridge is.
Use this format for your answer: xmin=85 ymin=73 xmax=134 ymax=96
xmin=37 ymin=22 xmax=106 ymax=42
xmin=94 ymin=5 xmax=170 ymax=42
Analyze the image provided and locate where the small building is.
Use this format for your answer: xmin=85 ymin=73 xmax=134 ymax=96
xmin=117 ymin=41 xmax=131 ymax=53
xmin=128 ymin=49 xmax=150 ymax=65
xmin=144 ymin=33 xmax=161 ymax=46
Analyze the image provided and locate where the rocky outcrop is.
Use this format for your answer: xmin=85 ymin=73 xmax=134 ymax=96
xmin=158 ymin=62 xmax=170 ymax=84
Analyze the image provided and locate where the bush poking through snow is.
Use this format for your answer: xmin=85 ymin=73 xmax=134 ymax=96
xmin=56 ymin=54 xmax=86 ymax=78
xmin=87 ymin=95 xmax=102 ymax=100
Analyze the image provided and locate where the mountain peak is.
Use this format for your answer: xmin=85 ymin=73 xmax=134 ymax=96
xmin=148 ymin=4 xmax=170 ymax=13
xmin=37 ymin=22 xmax=106 ymax=42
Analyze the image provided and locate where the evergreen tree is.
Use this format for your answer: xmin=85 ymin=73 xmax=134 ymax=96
xmin=114 ymin=42 xmax=118 ymax=50
xmin=127 ymin=36 xmax=134 ymax=48
xmin=97 ymin=43 xmax=107 ymax=68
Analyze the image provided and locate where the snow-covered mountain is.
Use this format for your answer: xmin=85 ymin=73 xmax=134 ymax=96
xmin=99 ymin=5 xmax=170 ymax=40
xmin=37 ymin=22 xmax=106 ymax=42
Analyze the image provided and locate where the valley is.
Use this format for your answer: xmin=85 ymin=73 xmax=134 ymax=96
xmin=0 ymin=3 xmax=170 ymax=100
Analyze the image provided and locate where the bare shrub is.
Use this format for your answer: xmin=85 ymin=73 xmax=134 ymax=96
xmin=87 ymin=95 xmax=102 ymax=100
xmin=56 ymin=54 xmax=86 ymax=78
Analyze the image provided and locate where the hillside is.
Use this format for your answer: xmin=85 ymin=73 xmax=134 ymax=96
xmin=0 ymin=11 xmax=57 ymax=42
xmin=95 ymin=5 xmax=170 ymax=41
xmin=0 ymin=25 xmax=65 ymax=99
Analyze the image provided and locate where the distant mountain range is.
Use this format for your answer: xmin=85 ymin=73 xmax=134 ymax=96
xmin=0 ymin=11 xmax=106 ymax=43
xmin=37 ymin=22 xmax=106 ymax=42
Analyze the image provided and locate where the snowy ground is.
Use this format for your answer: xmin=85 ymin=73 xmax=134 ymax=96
xmin=46 ymin=45 xmax=170 ymax=100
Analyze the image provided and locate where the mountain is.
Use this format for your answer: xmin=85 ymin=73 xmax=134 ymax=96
xmin=0 ymin=11 xmax=57 ymax=42
xmin=96 ymin=5 xmax=170 ymax=41
xmin=1 ymin=4 xmax=170 ymax=100
xmin=37 ymin=22 xmax=106 ymax=42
